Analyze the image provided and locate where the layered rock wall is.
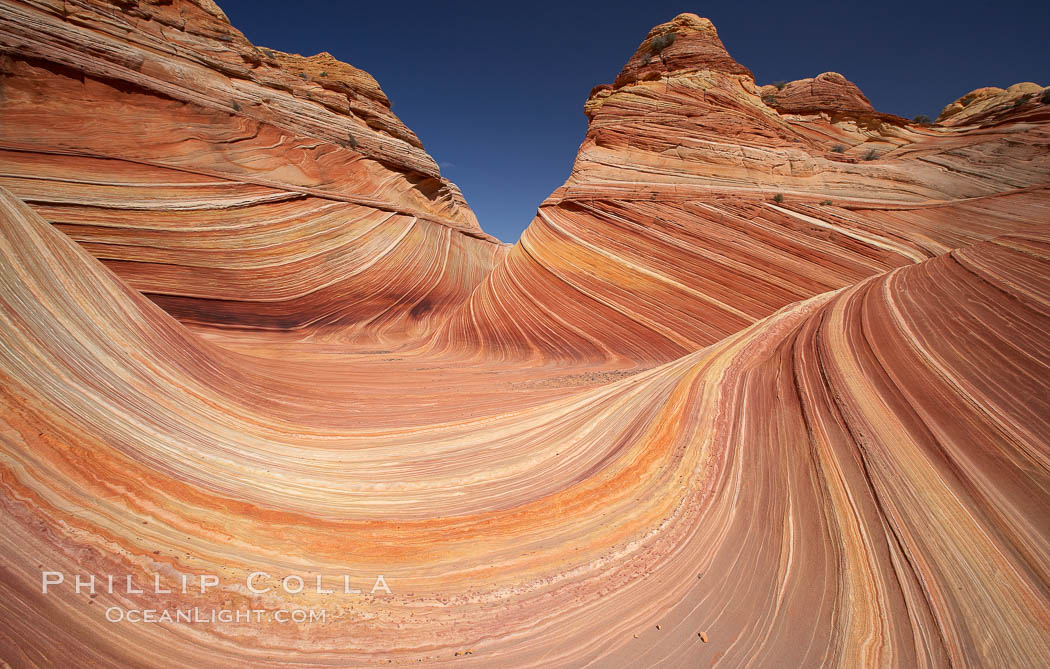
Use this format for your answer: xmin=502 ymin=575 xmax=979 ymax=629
xmin=431 ymin=13 xmax=1050 ymax=363
xmin=0 ymin=0 xmax=505 ymax=338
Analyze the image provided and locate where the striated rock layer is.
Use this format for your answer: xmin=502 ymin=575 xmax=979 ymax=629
xmin=3 ymin=183 xmax=1050 ymax=667
xmin=1 ymin=4 xmax=1049 ymax=668
xmin=0 ymin=0 xmax=505 ymax=339
xmin=431 ymin=13 xmax=1050 ymax=363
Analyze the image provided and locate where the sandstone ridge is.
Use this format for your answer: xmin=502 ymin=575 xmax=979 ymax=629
xmin=0 ymin=3 xmax=1049 ymax=667
xmin=0 ymin=0 xmax=505 ymax=336
xmin=437 ymin=12 xmax=1049 ymax=363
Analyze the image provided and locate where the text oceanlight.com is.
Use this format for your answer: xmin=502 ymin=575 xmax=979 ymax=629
xmin=105 ymin=607 xmax=327 ymax=624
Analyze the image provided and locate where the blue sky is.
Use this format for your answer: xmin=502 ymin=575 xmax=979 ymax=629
xmin=220 ymin=1 xmax=1049 ymax=242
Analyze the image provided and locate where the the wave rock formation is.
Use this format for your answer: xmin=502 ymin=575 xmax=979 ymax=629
xmin=1 ymin=2 xmax=1048 ymax=667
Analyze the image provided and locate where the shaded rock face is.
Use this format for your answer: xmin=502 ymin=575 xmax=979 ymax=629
xmin=1 ymin=4 xmax=1050 ymax=669
xmin=0 ymin=0 xmax=503 ymax=337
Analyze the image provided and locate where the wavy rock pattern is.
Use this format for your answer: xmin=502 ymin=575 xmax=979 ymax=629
xmin=0 ymin=3 xmax=1049 ymax=668
xmin=0 ymin=0 xmax=504 ymax=336
xmin=432 ymin=15 xmax=1050 ymax=363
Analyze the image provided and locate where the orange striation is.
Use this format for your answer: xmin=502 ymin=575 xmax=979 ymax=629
xmin=0 ymin=3 xmax=1049 ymax=667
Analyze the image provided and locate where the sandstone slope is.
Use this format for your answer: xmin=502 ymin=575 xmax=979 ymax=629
xmin=0 ymin=0 xmax=505 ymax=339
xmin=2 ymin=183 xmax=1049 ymax=666
xmin=431 ymin=13 xmax=1050 ymax=363
xmin=0 ymin=4 xmax=1049 ymax=668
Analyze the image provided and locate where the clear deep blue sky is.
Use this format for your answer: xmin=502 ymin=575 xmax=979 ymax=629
xmin=219 ymin=1 xmax=1048 ymax=242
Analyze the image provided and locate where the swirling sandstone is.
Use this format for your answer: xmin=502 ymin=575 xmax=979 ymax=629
xmin=0 ymin=4 xmax=1049 ymax=668
xmin=431 ymin=14 xmax=1049 ymax=363
xmin=0 ymin=0 xmax=504 ymax=338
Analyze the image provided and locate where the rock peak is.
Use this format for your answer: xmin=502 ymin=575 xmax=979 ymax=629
xmin=648 ymin=12 xmax=718 ymax=37
xmin=611 ymin=13 xmax=752 ymax=89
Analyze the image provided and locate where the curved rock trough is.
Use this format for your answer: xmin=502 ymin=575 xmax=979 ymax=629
xmin=1 ymin=2 xmax=1048 ymax=666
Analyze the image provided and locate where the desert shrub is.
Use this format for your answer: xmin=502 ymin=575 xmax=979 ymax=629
xmin=773 ymin=193 xmax=784 ymax=203
xmin=640 ymin=53 xmax=651 ymax=66
xmin=762 ymin=94 xmax=778 ymax=107
xmin=650 ymin=32 xmax=676 ymax=54
xmin=260 ymin=48 xmax=275 ymax=59
xmin=912 ymin=114 xmax=932 ymax=125
xmin=346 ymin=133 xmax=359 ymax=149
xmin=831 ymin=144 xmax=846 ymax=153
xmin=772 ymin=80 xmax=788 ymax=91
xmin=863 ymin=149 xmax=879 ymax=161
xmin=1042 ymin=89 xmax=1050 ymax=104
xmin=298 ymin=72 xmax=307 ymax=79
xmin=320 ymin=71 xmax=329 ymax=77
xmin=231 ymin=101 xmax=241 ymax=112
xmin=820 ymin=200 xmax=833 ymax=205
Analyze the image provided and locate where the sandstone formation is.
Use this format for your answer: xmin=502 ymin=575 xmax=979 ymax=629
xmin=756 ymin=71 xmax=878 ymax=116
xmin=1 ymin=3 xmax=1049 ymax=668
xmin=0 ymin=0 xmax=504 ymax=337
xmin=937 ymin=81 xmax=1050 ymax=126
xmin=432 ymin=14 xmax=1050 ymax=363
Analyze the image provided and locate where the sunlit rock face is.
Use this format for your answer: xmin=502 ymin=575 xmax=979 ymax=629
xmin=431 ymin=13 xmax=1050 ymax=363
xmin=1 ymin=4 xmax=1050 ymax=668
xmin=937 ymin=81 xmax=1050 ymax=126
xmin=0 ymin=0 xmax=505 ymax=339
